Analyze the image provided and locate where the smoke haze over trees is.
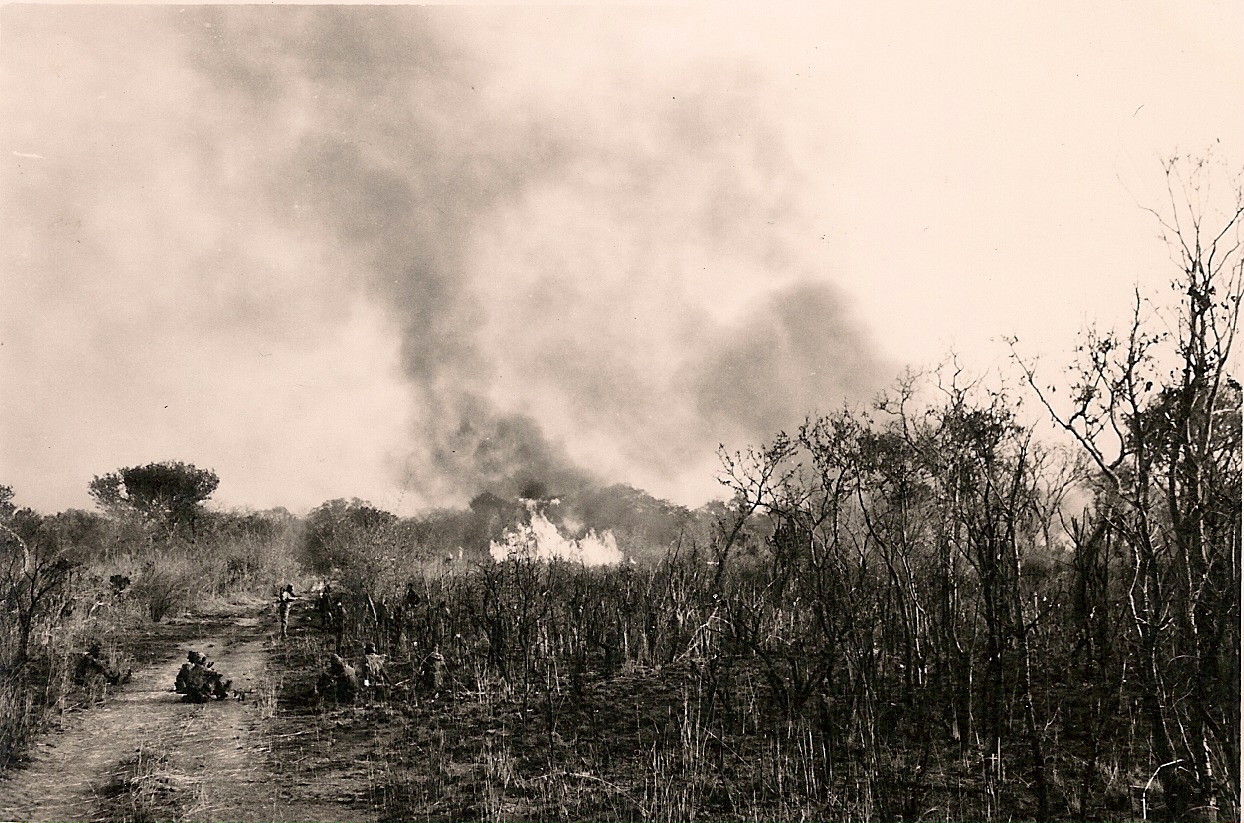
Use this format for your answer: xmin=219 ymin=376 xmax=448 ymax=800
xmin=0 ymin=5 xmax=1240 ymax=820
xmin=1 ymin=6 xmax=897 ymax=513
xmin=5 ymin=5 xmax=1239 ymax=514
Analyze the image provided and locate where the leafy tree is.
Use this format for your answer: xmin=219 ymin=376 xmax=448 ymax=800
xmin=301 ymin=498 xmax=398 ymax=573
xmin=0 ymin=484 xmax=14 ymax=519
xmin=88 ymin=461 xmax=219 ymax=537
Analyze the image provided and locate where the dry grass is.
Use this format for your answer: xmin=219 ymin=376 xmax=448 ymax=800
xmin=99 ymin=740 xmax=188 ymax=823
xmin=267 ymin=626 xmax=889 ymax=822
xmin=254 ymin=555 xmax=1191 ymax=823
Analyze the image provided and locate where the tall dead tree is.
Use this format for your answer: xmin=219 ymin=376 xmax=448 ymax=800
xmin=1018 ymin=155 xmax=1242 ymax=821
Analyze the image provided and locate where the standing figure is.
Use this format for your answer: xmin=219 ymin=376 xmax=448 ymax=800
xmin=361 ymin=643 xmax=388 ymax=688
xmin=276 ymin=584 xmax=298 ymax=640
xmin=317 ymin=583 xmax=335 ymax=630
xmin=332 ymin=596 xmax=348 ymax=653
xmin=420 ymin=645 xmax=446 ymax=695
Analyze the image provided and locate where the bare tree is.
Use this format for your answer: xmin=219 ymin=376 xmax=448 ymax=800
xmin=1016 ymin=155 xmax=1242 ymax=821
xmin=1 ymin=510 xmax=77 ymax=667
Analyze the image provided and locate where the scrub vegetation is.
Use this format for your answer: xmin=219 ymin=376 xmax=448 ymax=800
xmin=1 ymin=158 xmax=1239 ymax=822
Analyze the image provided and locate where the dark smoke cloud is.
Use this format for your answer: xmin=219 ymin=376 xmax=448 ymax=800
xmin=178 ymin=7 xmax=599 ymax=501
xmin=422 ymin=396 xmax=596 ymax=503
xmin=2 ymin=6 xmax=892 ymax=511
xmin=688 ymin=282 xmax=882 ymax=443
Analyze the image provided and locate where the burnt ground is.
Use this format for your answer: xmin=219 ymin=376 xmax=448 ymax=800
xmin=263 ymin=639 xmax=873 ymax=823
xmin=0 ymin=597 xmax=371 ymax=823
xmin=261 ymin=636 xmax=1050 ymax=823
xmin=0 ymin=602 xmax=1073 ymax=822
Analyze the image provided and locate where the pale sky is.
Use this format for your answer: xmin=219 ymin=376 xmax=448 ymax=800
xmin=2 ymin=3 xmax=1241 ymax=515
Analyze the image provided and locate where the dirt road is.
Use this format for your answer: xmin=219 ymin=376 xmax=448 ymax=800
xmin=0 ymin=598 xmax=363 ymax=823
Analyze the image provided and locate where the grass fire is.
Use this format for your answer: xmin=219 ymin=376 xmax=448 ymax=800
xmin=1 ymin=5 xmax=1241 ymax=822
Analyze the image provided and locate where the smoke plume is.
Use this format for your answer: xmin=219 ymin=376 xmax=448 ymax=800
xmin=2 ymin=6 xmax=891 ymax=512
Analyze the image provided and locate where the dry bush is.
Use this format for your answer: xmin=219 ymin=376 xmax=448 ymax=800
xmin=127 ymin=552 xmax=201 ymax=623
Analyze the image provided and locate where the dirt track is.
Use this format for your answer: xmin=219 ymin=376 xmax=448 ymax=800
xmin=0 ymin=599 xmax=358 ymax=823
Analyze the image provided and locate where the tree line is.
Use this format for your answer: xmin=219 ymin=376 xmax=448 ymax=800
xmin=1 ymin=157 xmax=1239 ymax=820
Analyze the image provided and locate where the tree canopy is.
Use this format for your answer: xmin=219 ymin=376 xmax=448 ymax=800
xmin=0 ymin=484 xmax=14 ymax=519
xmin=88 ymin=461 xmax=219 ymax=535
xmin=301 ymin=498 xmax=398 ymax=573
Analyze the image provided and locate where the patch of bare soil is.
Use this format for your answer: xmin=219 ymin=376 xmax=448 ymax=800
xmin=0 ymin=597 xmax=360 ymax=823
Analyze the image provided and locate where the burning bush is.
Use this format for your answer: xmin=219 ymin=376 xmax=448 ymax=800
xmin=488 ymin=501 xmax=623 ymax=566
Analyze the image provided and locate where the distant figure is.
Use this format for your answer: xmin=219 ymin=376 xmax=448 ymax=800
xmin=400 ymin=582 xmax=422 ymax=646
xmin=318 ymin=583 xmax=335 ymax=630
xmin=420 ymin=646 xmax=446 ymax=695
xmin=276 ymin=584 xmax=298 ymax=640
xmin=332 ymin=597 xmax=348 ymax=653
xmin=361 ymin=643 xmax=388 ymax=688
xmin=404 ymin=582 xmax=422 ymax=610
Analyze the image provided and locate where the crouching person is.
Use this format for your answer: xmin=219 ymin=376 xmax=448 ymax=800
xmin=74 ymin=642 xmax=131 ymax=701
xmin=316 ymin=653 xmax=358 ymax=703
xmin=175 ymin=650 xmax=231 ymax=702
xmin=361 ymin=643 xmax=388 ymax=689
xmin=175 ymin=650 xmax=203 ymax=695
xmin=419 ymin=646 xmax=446 ymax=696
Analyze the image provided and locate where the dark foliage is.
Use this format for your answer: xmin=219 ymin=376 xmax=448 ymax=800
xmin=88 ymin=461 xmax=219 ymax=537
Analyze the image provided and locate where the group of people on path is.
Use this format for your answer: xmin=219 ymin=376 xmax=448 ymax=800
xmin=276 ymin=581 xmax=448 ymax=703
xmin=276 ymin=581 xmax=348 ymax=644
xmin=174 ymin=650 xmax=232 ymax=702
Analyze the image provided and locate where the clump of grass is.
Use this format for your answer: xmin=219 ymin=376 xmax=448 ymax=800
xmin=477 ymin=736 xmax=518 ymax=822
xmin=100 ymin=741 xmax=185 ymax=823
xmin=258 ymin=672 xmax=281 ymax=719
xmin=0 ymin=679 xmax=41 ymax=769
xmin=130 ymin=555 xmax=199 ymax=623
